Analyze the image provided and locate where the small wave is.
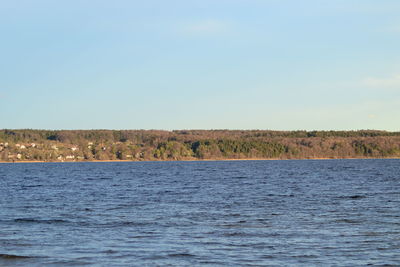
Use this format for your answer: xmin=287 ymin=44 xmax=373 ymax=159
xmin=222 ymin=232 xmax=249 ymax=237
xmin=341 ymin=166 xmax=355 ymax=169
xmin=0 ymin=253 xmax=30 ymax=259
xmin=82 ymin=208 xmax=93 ymax=212
xmin=227 ymin=213 xmax=241 ymax=217
xmin=119 ymin=221 xmax=150 ymax=227
xmin=96 ymin=221 xmax=155 ymax=228
xmin=101 ymin=250 xmax=118 ymax=254
xmin=167 ymin=253 xmax=195 ymax=257
xmin=334 ymin=219 xmax=362 ymax=224
xmin=348 ymin=195 xmax=366 ymax=199
xmin=21 ymin=184 xmax=43 ymax=188
xmin=337 ymin=195 xmax=366 ymax=200
xmin=261 ymin=255 xmax=276 ymax=259
xmin=128 ymin=235 xmax=152 ymax=239
xmin=229 ymin=243 xmax=274 ymax=249
xmin=13 ymin=218 xmax=70 ymax=224
xmin=362 ymin=231 xmax=381 ymax=236
xmin=291 ymin=254 xmax=318 ymax=259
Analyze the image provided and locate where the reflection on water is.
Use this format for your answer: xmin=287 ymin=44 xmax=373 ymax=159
xmin=0 ymin=159 xmax=399 ymax=266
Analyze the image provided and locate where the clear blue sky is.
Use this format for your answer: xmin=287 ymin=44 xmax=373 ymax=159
xmin=1 ymin=0 xmax=399 ymax=130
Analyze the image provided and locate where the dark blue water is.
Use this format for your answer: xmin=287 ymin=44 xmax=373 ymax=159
xmin=0 ymin=159 xmax=399 ymax=266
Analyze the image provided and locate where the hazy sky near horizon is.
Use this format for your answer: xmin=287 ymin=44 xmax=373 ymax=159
xmin=1 ymin=0 xmax=399 ymax=130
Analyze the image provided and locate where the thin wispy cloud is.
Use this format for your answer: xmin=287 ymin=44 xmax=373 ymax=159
xmin=390 ymin=26 xmax=400 ymax=33
xmin=363 ymin=74 xmax=400 ymax=89
xmin=382 ymin=22 xmax=400 ymax=34
xmin=180 ymin=19 xmax=230 ymax=35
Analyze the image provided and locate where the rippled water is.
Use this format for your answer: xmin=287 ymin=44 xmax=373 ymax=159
xmin=0 ymin=159 xmax=399 ymax=266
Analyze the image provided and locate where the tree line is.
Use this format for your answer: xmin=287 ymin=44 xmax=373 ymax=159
xmin=1 ymin=129 xmax=400 ymax=161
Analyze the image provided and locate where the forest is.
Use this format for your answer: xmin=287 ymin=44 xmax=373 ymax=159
xmin=1 ymin=129 xmax=400 ymax=162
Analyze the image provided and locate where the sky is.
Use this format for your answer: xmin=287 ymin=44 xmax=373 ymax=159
xmin=1 ymin=0 xmax=400 ymax=131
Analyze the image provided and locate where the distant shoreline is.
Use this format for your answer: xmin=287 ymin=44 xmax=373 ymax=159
xmin=1 ymin=157 xmax=400 ymax=163
xmin=2 ymin=129 xmax=400 ymax=162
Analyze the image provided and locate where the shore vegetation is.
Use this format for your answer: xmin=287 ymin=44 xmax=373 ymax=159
xmin=1 ymin=129 xmax=400 ymax=162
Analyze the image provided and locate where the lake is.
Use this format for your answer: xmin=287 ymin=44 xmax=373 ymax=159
xmin=0 ymin=159 xmax=399 ymax=266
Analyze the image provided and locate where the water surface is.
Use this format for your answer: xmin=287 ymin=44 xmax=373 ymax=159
xmin=0 ymin=159 xmax=399 ymax=266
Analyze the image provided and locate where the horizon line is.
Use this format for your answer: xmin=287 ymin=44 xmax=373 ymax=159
xmin=1 ymin=128 xmax=399 ymax=132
